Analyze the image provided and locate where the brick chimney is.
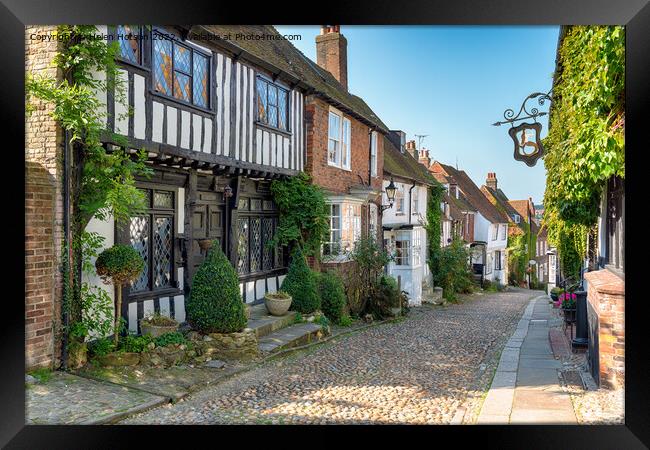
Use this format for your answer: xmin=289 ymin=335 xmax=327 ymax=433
xmin=486 ymin=172 xmax=498 ymax=190
xmin=316 ymin=25 xmax=348 ymax=91
xmin=449 ymin=177 xmax=459 ymax=198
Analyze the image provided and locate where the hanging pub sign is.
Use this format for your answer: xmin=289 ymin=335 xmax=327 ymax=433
xmin=492 ymin=91 xmax=552 ymax=167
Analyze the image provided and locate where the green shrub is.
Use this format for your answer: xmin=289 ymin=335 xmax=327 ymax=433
xmin=281 ymin=247 xmax=320 ymax=314
xmin=367 ymin=275 xmax=401 ymax=319
xmin=319 ymin=271 xmax=346 ymax=323
xmin=154 ymin=331 xmax=187 ymax=348
xmin=338 ymin=314 xmax=353 ymax=327
xmin=314 ymin=315 xmax=330 ymax=328
xmin=186 ymin=242 xmax=247 ymax=334
xmin=431 ymin=238 xmax=474 ymax=302
xmin=119 ymin=333 xmax=153 ymax=353
xmin=483 ymin=279 xmax=497 ymax=292
xmin=88 ymin=337 xmax=115 ymax=357
xmin=141 ymin=312 xmax=178 ymax=327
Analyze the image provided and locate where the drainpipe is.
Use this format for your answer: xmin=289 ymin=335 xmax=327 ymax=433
xmin=61 ymin=129 xmax=71 ymax=370
xmin=408 ymin=181 xmax=416 ymax=224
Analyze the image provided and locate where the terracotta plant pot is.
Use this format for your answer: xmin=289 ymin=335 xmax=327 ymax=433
xmin=264 ymin=293 xmax=292 ymax=316
xmin=140 ymin=322 xmax=179 ymax=338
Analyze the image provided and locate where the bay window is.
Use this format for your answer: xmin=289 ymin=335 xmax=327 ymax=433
xmin=328 ymin=110 xmax=351 ymax=170
xmin=323 ymin=202 xmax=361 ymax=257
xmin=395 ymin=231 xmax=411 ymax=266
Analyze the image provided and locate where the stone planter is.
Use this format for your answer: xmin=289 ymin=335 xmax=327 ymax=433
xmin=140 ymin=321 xmax=179 ymax=338
xmin=264 ymin=293 xmax=292 ymax=316
xmin=98 ymin=351 xmax=140 ymax=367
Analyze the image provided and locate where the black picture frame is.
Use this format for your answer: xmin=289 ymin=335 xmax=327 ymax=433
xmin=6 ymin=0 xmax=649 ymax=447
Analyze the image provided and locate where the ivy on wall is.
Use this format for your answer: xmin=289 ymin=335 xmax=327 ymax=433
xmin=425 ymin=182 xmax=445 ymax=281
xmin=542 ymin=25 xmax=624 ymax=279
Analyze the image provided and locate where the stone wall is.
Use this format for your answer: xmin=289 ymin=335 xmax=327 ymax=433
xmin=25 ymin=26 xmax=64 ymax=369
xmin=584 ymin=269 xmax=625 ymax=389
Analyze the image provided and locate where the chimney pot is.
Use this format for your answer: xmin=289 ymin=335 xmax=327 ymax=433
xmin=486 ymin=172 xmax=498 ymax=190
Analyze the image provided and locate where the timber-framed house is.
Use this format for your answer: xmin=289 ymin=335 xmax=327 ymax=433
xmin=85 ymin=25 xmax=313 ymax=333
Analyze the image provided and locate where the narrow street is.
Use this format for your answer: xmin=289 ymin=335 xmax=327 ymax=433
xmin=123 ymin=288 xmax=539 ymax=425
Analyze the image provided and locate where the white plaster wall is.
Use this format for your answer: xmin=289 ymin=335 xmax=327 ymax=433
xmin=81 ymin=214 xmax=115 ymax=339
xmin=474 ymin=213 xmax=490 ymax=243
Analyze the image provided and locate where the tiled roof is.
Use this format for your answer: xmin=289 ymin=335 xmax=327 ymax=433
xmin=508 ymin=199 xmax=539 ymax=234
xmin=481 ymin=185 xmax=527 ymax=232
xmin=435 ymin=163 xmax=509 ymax=224
xmin=201 ymin=25 xmax=388 ymax=133
xmin=383 ymin=136 xmax=438 ymax=186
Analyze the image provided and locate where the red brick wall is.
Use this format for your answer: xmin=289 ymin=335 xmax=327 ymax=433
xmin=25 ymin=26 xmax=64 ymax=370
xmin=304 ymin=96 xmax=384 ymax=203
xmin=584 ymin=269 xmax=625 ymax=389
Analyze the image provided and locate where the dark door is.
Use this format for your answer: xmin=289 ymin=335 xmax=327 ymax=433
xmin=190 ymin=191 xmax=225 ymax=276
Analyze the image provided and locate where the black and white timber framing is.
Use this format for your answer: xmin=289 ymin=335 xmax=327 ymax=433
xmin=87 ymin=25 xmax=306 ymax=333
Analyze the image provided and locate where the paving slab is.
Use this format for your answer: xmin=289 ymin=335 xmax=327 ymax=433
xmin=258 ymin=322 xmax=323 ymax=353
xmin=26 ymin=371 xmax=167 ymax=424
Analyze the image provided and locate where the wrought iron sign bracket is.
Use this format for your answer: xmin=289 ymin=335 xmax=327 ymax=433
xmin=492 ymin=91 xmax=552 ymax=167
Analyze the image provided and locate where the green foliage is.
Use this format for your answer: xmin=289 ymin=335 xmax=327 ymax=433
xmin=270 ymin=173 xmax=329 ymax=257
xmin=154 ymin=332 xmax=188 ymax=348
xmin=425 ymin=182 xmax=446 ymax=278
xmin=186 ymin=242 xmax=247 ymax=334
xmin=95 ymin=244 xmax=145 ymax=285
xmin=119 ymin=333 xmax=153 ymax=353
xmin=141 ymin=313 xmax=178 ymax=327
xmin=293 ymin=312 xmax=304 ymax=324
xmin=432 ymin=238 xmax=473 ymax=302
xmin=28 ymin=367 xmax=53 ymax=383
xmin=338 ymin=314 xmax=353 ymax=327
xmin=344 ymin=235 xmax=390 ymax=316
xmin=318 ymin=271 xmax=347 ymax=324
xmin=88 ymin=337 xmax=115 ymax=358
xmin=543 ymin=26 xmax=624 ymax=279
xmin=314 ymin=315 xmax=330 ymax=328
xmin=367 ymin=275 xmax=401 ymax=319
xmin=281 ymin=247 xmax=321 ymax=314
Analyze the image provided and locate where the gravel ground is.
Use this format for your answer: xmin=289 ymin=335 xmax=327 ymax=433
xmin=122 ymin=288 xmax=537 ymax=425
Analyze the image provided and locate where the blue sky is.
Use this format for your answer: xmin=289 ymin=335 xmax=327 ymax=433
xmin=275 ymin=25 xmax=560 ymax=204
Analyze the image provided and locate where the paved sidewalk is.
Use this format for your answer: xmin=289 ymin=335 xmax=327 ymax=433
xmin=477 ymin=295 xmax=577 ymax=424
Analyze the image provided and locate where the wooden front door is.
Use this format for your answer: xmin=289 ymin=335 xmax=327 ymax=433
xmin=190 ymin=190 xmax=225 ymax=277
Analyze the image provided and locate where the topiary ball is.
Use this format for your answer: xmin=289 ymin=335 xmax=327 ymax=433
xmin=281 ymin=246 xmax=320 ymax=314
xmin=95 ymin=244 xmax=145 ymax=285
xmin=186 ymin=241 xmax=247 ymax=334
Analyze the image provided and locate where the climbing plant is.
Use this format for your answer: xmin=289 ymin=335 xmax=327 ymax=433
xmin=26 ymin=26 xmax=152 ymax=352
xmin=542 ymin=25 xmax=624 ymax=280
xmin=270 ymin=172 xmax=329 ymax=257
xmin=425 ymin=181 xmax=445 ymax=280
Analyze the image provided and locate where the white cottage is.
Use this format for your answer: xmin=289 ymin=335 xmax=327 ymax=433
xmin=380 ymin=134 xmax=437 ymax=305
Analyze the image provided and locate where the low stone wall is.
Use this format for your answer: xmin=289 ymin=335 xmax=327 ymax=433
xmin=584 ymin=269 xmax=624 ymax=389
xmin=188 ymin=329 xmax=259 ymax=361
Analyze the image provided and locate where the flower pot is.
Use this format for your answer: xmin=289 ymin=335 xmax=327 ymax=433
xmin=140 ymin=322 xmax=178 ymax=338
xmin=264 ymin=293 xmax=292 ymax=316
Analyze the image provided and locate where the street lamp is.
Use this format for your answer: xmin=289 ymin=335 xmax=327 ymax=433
xmin=381 ymin=178 xmax=397 ymax=212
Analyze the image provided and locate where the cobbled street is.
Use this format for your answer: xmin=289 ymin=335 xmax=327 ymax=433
xmin=123 ymin=289 xmax=539 ymax=425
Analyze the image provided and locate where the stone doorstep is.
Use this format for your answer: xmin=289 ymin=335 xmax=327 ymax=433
xmin=258 ymin=322 xmax=324 ymax=354
xmin=247 ymin=304 xmax=298 ymax=339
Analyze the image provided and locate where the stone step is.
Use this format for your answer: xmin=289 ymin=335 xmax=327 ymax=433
xmin=246 ymin=303 xmax=297 ymax=339
xmin=258 ymin=322 xmax=325 ymax=354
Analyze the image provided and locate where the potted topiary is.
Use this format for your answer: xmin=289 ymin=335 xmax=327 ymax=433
xmin=264 ymin=291 xmax=292 ymax=316
xmin=140 ymin=313 xmax=179 ymax=338
xmin=281 ymin=246 xmax=321 ymax=314
xmin=185 ymin=241 xmax=247 ymax=334
xmin=550 ymin=286 xmax=562 ymax=303
xmin=95 ymin=244 xmax=145 ymax=346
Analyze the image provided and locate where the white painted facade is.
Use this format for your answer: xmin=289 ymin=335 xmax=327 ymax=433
xmin=471 ymin=212 xmax=508 ymax=285
xmin=381 ymin=179 xmax=430 ymax=306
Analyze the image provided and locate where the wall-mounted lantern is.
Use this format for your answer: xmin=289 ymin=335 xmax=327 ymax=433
xmin=381 ymin=178 xmax=397 ymax=211
xmin=493 ymin=91 xmax=552 ymax=167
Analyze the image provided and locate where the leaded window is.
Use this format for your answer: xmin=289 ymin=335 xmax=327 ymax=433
xmin=237 ymin=197 xmax=283 ymax=276
xmin=117 ymin=25 xmax=143 ymax=65
xmin=256 ymin=76 xmax=289 ymax=130
xmin=127 ymin=187 xmax=176 ymax=294
xmin=152 ymin=31 xmax=210 ymax=108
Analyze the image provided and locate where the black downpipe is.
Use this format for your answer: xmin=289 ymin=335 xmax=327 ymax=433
xmin=408 ymin=181 xmax=416 ymax=224
xmin=61 ymin=130 xmax=71 ymax=370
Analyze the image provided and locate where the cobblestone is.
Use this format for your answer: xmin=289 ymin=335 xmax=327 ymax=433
xmin=122 ymin=288 xmax=536 ymax=424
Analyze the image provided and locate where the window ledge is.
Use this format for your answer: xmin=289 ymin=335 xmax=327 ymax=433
xmin=326 ymin=161 xmax=352 ymax=172
xmin=255 ymin=121 xmax=292 ymax=137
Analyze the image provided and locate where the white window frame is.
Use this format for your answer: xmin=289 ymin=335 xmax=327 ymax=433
xmin=513 ymin=214 xmax=521 ymax=223
xmin=328 ymin=109 xmax=351 ymax=170
xmin=491 ymin=224 xmax=498 ymax=241
xmin=395 ymin=188 xmax=405 ymax=214
xmin=323 ymin=203 xmax=342 ymax=256
xmin=412 ymin=188 xmax=419 ymax=215
xmin=499 ymin=224 xmax=506 ymax=240
xmin=494 ymin=250 xmax=502 ymax=270
xmin=395 ymin=231 xmax=411 ymax=266
xmin=370 ymin=130 xmax=378 ymax=177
